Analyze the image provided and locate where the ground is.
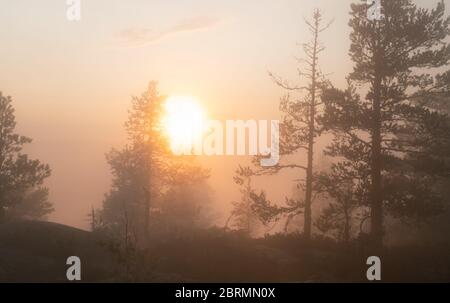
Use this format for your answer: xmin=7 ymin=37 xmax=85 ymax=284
xmin=0 ymin=220 xmax=449 ymax=282
xmin=0 ymin=220 xmax=115 ymax=282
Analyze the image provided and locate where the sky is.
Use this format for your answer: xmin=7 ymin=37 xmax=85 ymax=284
xmin=0 ymin=0 xmax=444 ymax=229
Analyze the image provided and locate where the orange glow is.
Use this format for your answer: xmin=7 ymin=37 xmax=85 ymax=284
xmin=163 ymin=96 xmax=206 ymax=154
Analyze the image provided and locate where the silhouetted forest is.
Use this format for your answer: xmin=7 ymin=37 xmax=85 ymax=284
xmin=0 ymin=0 xmax=449 ymax=282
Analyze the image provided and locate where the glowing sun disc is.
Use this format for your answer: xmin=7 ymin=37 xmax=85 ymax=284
xmin=163 ymin=96 xmax=206 ymax=154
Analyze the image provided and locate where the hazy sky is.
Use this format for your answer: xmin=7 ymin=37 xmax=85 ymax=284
xmin=0 ymin=0 xmax=443 ymax=229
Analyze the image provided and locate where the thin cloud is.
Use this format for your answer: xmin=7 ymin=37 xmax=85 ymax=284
xmin=117 ymin=16 xmax=219 ymax=47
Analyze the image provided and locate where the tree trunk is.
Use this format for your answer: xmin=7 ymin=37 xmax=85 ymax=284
xmin=245 ymin=178 xmax=252 ymax=237
xmin=304 ymin=102 xmax=314 ymax=241
xmin=303 ymin=12 xmax=319 ymax=243
xmin=370 ymin=55 xmax=383 ymax=250
xmin=143 ymin=187 xmax=150 ymax=243
xmin=343 ymin=203 xmax=350 ymax=244
xmin=143 ymin=147 xmax=152 ymax=246
xmin=304 ymin=134 xmax=313 ymax=242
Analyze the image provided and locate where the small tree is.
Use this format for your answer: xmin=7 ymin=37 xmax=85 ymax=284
xmin=99 ymin=82 xmax=209 ymax=245
xmin=315 ymin=166 xmax=361 ymax=243
xmin=226 ymin=166 xmax=261 ymax=237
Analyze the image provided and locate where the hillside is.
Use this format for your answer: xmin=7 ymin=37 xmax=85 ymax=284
xmin=0 ymin=220 xmax=115 ymax=282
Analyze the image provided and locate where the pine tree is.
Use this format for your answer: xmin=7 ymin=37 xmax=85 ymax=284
xmin=249 ymin=9 xmax=332 ymax=241
xmin=321 ymin=0 xmax=450 ymax=249
xmin=99 ymin=82 xmax=209 ymax=244
xmin=0 ymin=92 xmax=51 ymax=221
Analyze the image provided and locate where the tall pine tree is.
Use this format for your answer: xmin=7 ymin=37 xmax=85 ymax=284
xmin=249 ymin=10 xmax=332 ymax=242
xmin=99 ymin=82 xmax=209 ymax=245
xmin=321 ymin=0 xmax=450 ymax=249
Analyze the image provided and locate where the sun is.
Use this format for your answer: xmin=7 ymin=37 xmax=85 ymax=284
xmin=163 ymin=96 xmax=206 ymax=154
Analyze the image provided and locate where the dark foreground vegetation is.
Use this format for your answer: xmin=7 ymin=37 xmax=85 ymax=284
xmin=1 ymin=220 xmax=449 ymax=282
